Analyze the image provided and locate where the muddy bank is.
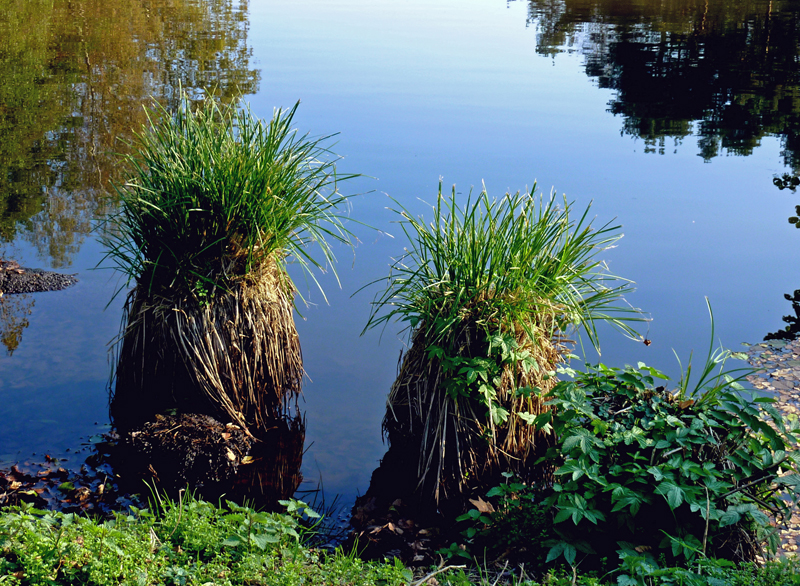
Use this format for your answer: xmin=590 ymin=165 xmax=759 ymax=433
xmin=112 ymin=413 xmax=305 ymax=510
xmin=0 ymin=442 xmax=138 ymax=517
xmin=0 ymin=260 xmax=77 ymax=295
xmin=1 ymin=414 xmax=305 ymax=517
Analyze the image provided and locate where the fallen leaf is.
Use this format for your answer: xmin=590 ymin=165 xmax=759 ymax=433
xmin=469 ymin=497 xmax=495 ymax=514
xmin=226 ymin=449 xmax=236 ymax=462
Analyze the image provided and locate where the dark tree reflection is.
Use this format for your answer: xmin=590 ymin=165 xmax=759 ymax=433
xmin=0 ymin=0 xmax=260 ymax=268
xmin=528 ymin=0 xmax=800 ymax=171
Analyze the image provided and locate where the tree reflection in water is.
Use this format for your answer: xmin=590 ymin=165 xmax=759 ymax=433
xmin=0 ymin=0 xmax=260 ymax=269
xmin=0 ymin=294 xmax=33 ymax=356
xmin=528 ymin=0 xmax=800 ymax=171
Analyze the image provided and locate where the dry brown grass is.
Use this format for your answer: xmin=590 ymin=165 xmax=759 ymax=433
xmin=384 ymin=310 xmax=567 ymax=505
xmin=111 ymin=255 xmax=302 ymax=435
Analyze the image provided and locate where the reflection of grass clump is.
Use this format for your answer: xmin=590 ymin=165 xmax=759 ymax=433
xmin=365 ymin=183 xmax=640 ymax=507
xmin=104 ymin=93 xmax=355 ymax=433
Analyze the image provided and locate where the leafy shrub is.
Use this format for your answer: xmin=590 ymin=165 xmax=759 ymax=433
xmin=540 ymin=356 xmax=800 ymax=568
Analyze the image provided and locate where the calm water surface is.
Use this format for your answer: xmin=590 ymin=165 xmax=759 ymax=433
xmin=1 ymin=0 xmax=798 ymax=507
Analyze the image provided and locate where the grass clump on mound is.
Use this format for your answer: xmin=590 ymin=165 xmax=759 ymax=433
xmin=104 ymin=93 xmax=355 ymax=433
xmin=365 ymin=183 xmax=641 ymax=506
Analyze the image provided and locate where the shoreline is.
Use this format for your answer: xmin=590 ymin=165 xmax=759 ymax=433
xmin=745 ymin=337 xmax=800 ymax=557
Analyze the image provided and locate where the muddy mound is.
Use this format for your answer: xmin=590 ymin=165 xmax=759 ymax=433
xmin=0 ymin=260 xmax=78 ymax=295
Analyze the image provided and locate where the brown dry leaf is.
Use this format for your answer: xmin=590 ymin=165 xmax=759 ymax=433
xmin=226 ymin=449 xmax=236 ymax=462
xmin=74 ymin=487 xmax=92 ymax=502
xmin=469 ymin=497 xmax=495 ymax=514
xmin=679 ymin=400 xmax=694 ymax=409
xmin=635 ymin=545 xmax=652 ymax=553
xmin=221 ymin=432 xmax=231 ymax=440
xmin=9 ymin=481 xmax=21 ymax=490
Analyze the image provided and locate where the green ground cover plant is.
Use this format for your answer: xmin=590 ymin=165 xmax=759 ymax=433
xmin=451 ymin=320 xmax=800 ymax=580
xmin=2 ymin=491 xmax=800 ymax=585
xmin=364 ymin=183 xmax=642 ymax=507
xmin=103 ymin=92 xmax=356 ymax=434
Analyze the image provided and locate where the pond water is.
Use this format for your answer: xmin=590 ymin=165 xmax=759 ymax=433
xmin=1 ymin=0 xmax=798 ymax=508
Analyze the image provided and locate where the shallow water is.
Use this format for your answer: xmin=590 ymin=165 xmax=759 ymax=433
xmin=1 ymin=0 xmax=798 ymax=508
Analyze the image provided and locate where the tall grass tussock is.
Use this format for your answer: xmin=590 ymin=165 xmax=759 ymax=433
xmin=365 ymin=183 xmax=641 ymax=506
xmin=104 ymin=93 xmax=355 ymax=434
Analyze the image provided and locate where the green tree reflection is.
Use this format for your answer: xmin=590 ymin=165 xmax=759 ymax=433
xmin=0 ymin=0 xmax=260 ymax=269
xmin=0 ymin=294 xmax=33 ymax=356
xmin=528 ymin=0 xmax=800 ymax=171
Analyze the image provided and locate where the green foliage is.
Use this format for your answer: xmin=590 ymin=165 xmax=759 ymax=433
xmin=2 ymin=490 xmax=800 ymax=585
xmin=364 ymin=182 xmax=643 ymax=501
xmin=427 ymin=331 xmax=541 ymax=426
xmin=364 ymin=182 xmax=640 ymax=349
xmin=540 ymin=358 xmax=800 ymax=568
xmin=464 ymin=472 xmax=555 ymax=566
xmin=0 ymin=494 xmax=321 ymax=585
xmin=103 ymin=91 xmax=357 ymax=303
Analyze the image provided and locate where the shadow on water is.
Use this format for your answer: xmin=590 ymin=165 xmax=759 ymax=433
xmin=109 ymin=413 xmax=306 ymax=511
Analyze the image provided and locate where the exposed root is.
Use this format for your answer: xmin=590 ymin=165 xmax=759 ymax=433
xmin=111 ymin=255 xmax=302 ymax=436
xmin=384 ymin=305 xmax=566 ymax=508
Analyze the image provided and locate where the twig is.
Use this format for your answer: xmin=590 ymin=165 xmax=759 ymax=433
xmin=411 ymin=563 xmax=466 ymax=586
xmin=491 ymin=560 xmax=509 ymax=586
xmin=720 ymin=474 xmax=777 ymax=500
